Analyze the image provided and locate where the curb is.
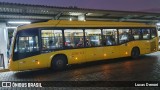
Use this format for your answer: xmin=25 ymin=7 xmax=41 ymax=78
xmin=0 ymin=69 xmax=10 ymax=72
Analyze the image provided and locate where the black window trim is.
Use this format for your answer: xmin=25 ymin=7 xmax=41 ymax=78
xmin=12 ymin=26 xmax=157 ymax=61
xmin=28 ymin=27 xmax=157 ymax=49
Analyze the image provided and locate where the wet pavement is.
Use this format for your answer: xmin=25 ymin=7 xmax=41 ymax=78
xmin=0 ymin=51 xmax=160 ymax=90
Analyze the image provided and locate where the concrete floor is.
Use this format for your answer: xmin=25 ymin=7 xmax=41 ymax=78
xmin=0 ymin=51 xmax=160 ymax=90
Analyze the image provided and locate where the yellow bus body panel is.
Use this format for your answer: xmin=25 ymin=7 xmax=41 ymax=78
xmin=8 ymin=20 xmax=158 ymax=71
xmin=9 ymin=38 xmax=158 ymax=71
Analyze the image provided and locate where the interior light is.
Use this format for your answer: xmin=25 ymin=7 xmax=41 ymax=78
xmin=6 ymin=27 xmax=17 ymax=29
xmin=8 ymin=21 xmax=31 ymax=24
xmin=69 ymin=12 xmax=83 ymax=16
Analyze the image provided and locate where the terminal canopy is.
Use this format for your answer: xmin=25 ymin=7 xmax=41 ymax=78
xmin=0 ymin=2 xmax=160 ymax=25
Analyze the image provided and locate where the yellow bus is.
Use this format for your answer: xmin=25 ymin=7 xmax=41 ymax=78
xmin=8 ymin=20 xmax=159 ymax=71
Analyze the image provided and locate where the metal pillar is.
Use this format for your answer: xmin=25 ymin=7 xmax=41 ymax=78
xmin=0 ymin=23 xmax=8 ymax=69
xmin=0 ymin=54 xmax=5 ymax=69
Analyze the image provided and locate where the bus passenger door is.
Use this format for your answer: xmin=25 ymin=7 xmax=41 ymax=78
xmin=150 ymin=29 xmax=157 ymax=52
xmin=140 ymin=29 xmax=154 ymax=54
xmin=118 ymin=29 xmax=132 ymax=57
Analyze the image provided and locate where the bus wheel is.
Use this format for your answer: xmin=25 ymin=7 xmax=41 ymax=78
xmin=51 ymin=55 xmax=67 ymax=70
xmin=131 ymin=47 xmax=140 ymax=59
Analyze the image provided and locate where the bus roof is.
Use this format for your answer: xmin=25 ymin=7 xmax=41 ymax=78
xmin=18 ymin=20 xmax=156 ymax=30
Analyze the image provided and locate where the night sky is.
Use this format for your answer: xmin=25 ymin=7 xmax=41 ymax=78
xmin=0 ymin=0 xmax=160 ymax=11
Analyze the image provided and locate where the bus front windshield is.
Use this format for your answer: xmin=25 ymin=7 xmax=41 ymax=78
xmin=13 ymin=29 xmax=40 ymax=61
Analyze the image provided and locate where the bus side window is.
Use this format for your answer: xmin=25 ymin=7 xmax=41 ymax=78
xmin=85 ymin=38 xmax=91 ymax=47
xmin=142 ymin=29 xmax=150 ymax=40
xmin=128 ymin=34 xmax=134 ymax=41
xmin=77 ymin=38 xmax=84 ymax=47
xmin=132 ymin=29 xmax=142 ymax=40
xmin=105 ymin=35 xmax=116 ymax=45
xmin=85 ymin=29 xmax=102 ymax=47
xmin=118 ymin=29 xmax=131 ymax=44
xmin=41 ymin=30 xmax=63 ymax=51
xmin=103 ymin=29 xmax=117 ymax=46
xmin=64 ymin=29 xmax=84 ymax=48
xmin=151 ymin=29 xmax=157 ymax=39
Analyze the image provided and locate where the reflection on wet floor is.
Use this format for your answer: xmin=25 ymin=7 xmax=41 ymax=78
xmin=0 ymin=52 xmax=160 ymax=81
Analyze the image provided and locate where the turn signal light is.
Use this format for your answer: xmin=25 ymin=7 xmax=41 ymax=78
xmin=37 ymin=62 xmax=40 ymax=64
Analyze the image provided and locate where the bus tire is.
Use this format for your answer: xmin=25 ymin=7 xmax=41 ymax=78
xmin=131 ymin=47 xmax=140 ymax=59
xmin=51 ymin=55 xmax=67 ymax=70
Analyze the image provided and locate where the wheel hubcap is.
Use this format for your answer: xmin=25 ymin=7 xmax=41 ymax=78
xmin=56 ymin=59 xmax=63 ymax=67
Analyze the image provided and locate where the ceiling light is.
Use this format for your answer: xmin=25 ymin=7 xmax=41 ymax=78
xmin=157 ymin=23 xmax=160 ymax=26
xmin=8 ymin=21 xmax=31 ymax=24
xmin=6 ymin=27 xmax=17 ymax=29
xmin=69 ymin=12 xmax=84 ymax=16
